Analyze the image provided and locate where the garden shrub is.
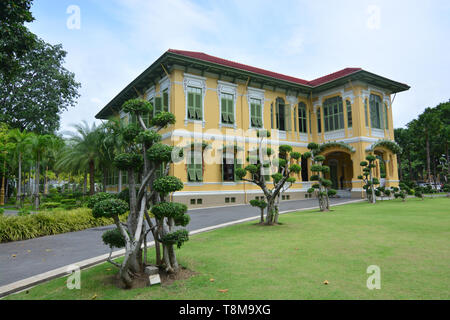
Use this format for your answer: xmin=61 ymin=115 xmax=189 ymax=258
xmin=40 ymin=202 xmax=61 ymax=210
xmin=0 ymin=208 xmax=4 ymax=216
xmin=0 ymin=208 xmax=129 ymax=243
xmin=86 ymin=192 xmax=116 ymax=209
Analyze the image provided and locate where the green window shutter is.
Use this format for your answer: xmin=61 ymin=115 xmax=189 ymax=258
xmin=187 ymin=164 xmax=196 ymax=181
xmin=364 ymin=100 xmax=369 ymax=127
xmin=227 ymin=99 xmax=234 ymax=123
xmin=154 ymin=97 xmax=162 ymax=115
xmin=187 ymin=92 xmax=195 ymax=119
xmin=195 ymin=163 xmax=203 ymax=181
xmin=250 ymin=103 xmax=256 ymax=126
xmin=285 ymin=105 xmax=291 ymax=131
xmin=163 ymin=90 xmax=169 ymax=112
xmin=256 ymin=104 xmax=262 ymax=127
xmin=221 ymin=98 xmax=227 ymax=123
xmin=195 ymin=93 xmax=202 ymax=120
xmin=384 ymin=104 xmax=389 ymax=129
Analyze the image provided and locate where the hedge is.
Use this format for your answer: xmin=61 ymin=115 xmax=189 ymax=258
xmin=0 ymin=208 xmax=128 ymax=243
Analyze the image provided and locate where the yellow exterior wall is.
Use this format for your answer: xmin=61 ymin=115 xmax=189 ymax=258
xmin=108 ymin=68 xmax=400 ymax=207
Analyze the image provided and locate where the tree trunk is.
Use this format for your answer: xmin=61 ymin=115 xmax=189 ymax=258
xmin=102 ymin=168 xmax=107 ymax=192
xmin=34 ymin=158 xmax=40 ymax=210
xmin=89 ymin=160 xmax=95 ymax=195
xmin=260 ymin=207 xmax=265 ymax=224
xmin=16 ymin=153 xmax=22 ymax=206
xmin=426 ymin=132 xmax=432 ymax=185
xmin=83 ymin=171 xmax=87 ymax=195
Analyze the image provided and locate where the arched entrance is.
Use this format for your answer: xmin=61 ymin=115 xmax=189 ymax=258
xmin=323 ymin=151 xmax=354 ymax=190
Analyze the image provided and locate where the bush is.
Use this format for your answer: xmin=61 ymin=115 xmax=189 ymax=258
xmin=0 ymin=208 xmax=4 ymax=216
xmin=40 ymin=202 xmax=61 ymax=210
xmin=86 ymin=192 xmax=116 ymax=209
xmin=102 ymin=228 xmax=126 ymax=249
xmin=92 ymin=198 xmax=129 ymax=219
xmin=0 ymin=208 xmax=129 ymax=243
xmin=18 ymin=208 xmax=31 ymax=216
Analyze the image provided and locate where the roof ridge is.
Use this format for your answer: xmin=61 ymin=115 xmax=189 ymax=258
xmin=168 ymin=49 xmax=361 ymax=87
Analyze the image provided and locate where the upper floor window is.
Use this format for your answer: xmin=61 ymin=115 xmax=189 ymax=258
xmin=317 ymin=108 xmax=322 ymax=133
xmin=369 ymin=94 xmax=384 ymax=129
xmin=364 ymin=99 xmax=369 ymax=127
xmin=250 ymin=98 xmax=262 ymax=128
xmin=221 ymin=93 xmax=234 ymax=125
xmin=187 ymin=86 xmax=202 ymax=121
xmin=346 ymin=100 xmax=352 ymax=128
xmin=298 ymin=102 xmax=307 ymax=133
xmin=323 ymin=96 xmax=344 ymax=132
xmin=275 ymin=98 xmax=291 ymax=131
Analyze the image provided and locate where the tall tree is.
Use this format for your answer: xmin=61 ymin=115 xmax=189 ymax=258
xmin=0 ymin=38 xmax=80 ymax=134
xmin=0 ymin=0 xmax=36 ymax=81
xmin=7 ymin=128 xmax=32 ymax=204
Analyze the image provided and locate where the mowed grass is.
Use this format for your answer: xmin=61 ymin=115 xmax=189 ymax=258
xmin=4 ymin=198 xmax=450 ymax=300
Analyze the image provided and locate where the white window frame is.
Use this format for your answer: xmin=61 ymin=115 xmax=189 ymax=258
xmin=183 ymin=73 xmax=206 ymax=127
xmin=217 ymin=80 xmax=237 ymax=129
xmin=247 ymin=87 xmax=265 ymax=130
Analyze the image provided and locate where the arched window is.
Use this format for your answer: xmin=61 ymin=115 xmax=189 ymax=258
xmin=346 ymin=100 xmax=352 ymax=128
xmin=323 ymin=96 xmax=344 ymax=132
xmin=369 ymin=94 xmax=383 ymax=129
xmin=298 ymin=102 xmax=307 ymax=133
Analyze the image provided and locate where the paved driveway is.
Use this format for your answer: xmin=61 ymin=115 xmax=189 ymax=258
xmin=0 ymin=198 xmax=356 ymax=286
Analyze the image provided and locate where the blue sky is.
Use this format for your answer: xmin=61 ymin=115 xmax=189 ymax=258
xmin=28 ymin=0 xmax=450 ymax=132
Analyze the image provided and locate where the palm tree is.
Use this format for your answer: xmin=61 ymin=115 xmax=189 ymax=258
xmin=7 ymin=129 xmax=32 ymax=205
xmin=57 ymin=121 xmax=103 ymax=195
xmin=27 ymin=133 xmax=54 ymax=209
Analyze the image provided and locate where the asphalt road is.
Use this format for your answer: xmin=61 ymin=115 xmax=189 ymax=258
xmin=0 ymin=198 xmax=355 ymax=286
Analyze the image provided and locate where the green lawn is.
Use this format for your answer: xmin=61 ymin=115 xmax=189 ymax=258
xmin=5 ymin=198 xmax=450 ymax=300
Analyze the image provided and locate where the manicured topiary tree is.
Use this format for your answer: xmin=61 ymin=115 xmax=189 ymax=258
xmin=249 ymin=199 xmax=268 ymax=224
xmin=94 ymin=98 xmax=188 ymax=288
xmin=304 ymin=143 xmax=336 ymax=212
xmin=235 ymin=130 xmax=301 ymax=225
xmin=358 ymin=154 xmax=378 ymax=204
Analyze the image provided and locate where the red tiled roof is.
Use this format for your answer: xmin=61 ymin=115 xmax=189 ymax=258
xmin=168 ymin=49 xmax=362 ymax=87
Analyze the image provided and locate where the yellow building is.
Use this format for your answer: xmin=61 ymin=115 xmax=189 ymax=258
xmin=95 ymin=49 xmax=409 ymax=208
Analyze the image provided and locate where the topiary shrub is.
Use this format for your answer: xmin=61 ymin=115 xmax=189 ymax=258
xmin=86 ymin=192 xmax=116 ymax=209
xmin=152 ymin=202 xmax=189 ymax=226
xmin=92 ymin=198 xmax=129 ymax=219
xmin=153 ymin=176 xmax=184 ymax=195
xmin=161 ymin=229 xmax=189 ymax=249
xmin=41 ymin=202 xmax=61 ymax=210
xmin=102 ymin=228 xmax=127 ymax=249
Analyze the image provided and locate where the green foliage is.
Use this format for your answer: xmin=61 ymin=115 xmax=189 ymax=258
xmin=318 ymin=141 xmax=356 ymax=154
xmin=86 ymin=192 xmax=116 ymax=209
xmin=40 ymin=202 xmax=61 ymax=210
xmin=314 ymin=155 xmax=325 ymax=162
xmin=0 ymin=208 xmax=4 ymax=216
xmin=287 ymin=177 xmax=296 ymax=183
xmin=310 ymin=174 xmax=319 ymax=181
xmin=102 ymin=228 xmax=126 ymax=249
xmin=327 ymin=189 xmax=337 ymax=197
xmin=366 ymin=155 xmax=376 ymax=162
xmin=122 ymin=124 xmax=141 ymax=143
xmin=117 ymin=187 xmax=138 ymax=205
xmin=271 ymin=173 xmax=283 ymax=183
xmin=235 ymin=168 xmax=247 ymax=179
xmin=0 ymin=38 xmax=80 ymax=133
xmin=307 ymin=142 xmax=319 ymax=150
xmin=289 ymin=164 xmax=301 ymax=173
xmin=250 ymin=199 xmax=267 ymax=209
xmin=321 ymin=165 xmax=330 ymax=173
xmin=151 ymin=112 xmax=176 ymax=128
xmin=151 ymin=202 xmax=188 ymax=221
xmin=360 ymin=161 xmax=368 ymax=167
xmin=279 ymin=145 xmax=293 ymax=154
xmin=114 ymin=152 xmax=143 ymax=171
xmin=245 ymin=164 xmax=258 ymax=175
xmin=92 ymin=198 xmax=129 ymax=219
xmin=18 ymin=208 xmax=31 ymax=216
xmin=321 ymin=179 xmax=332 ymax=188
xmin=153 ymin=176 xmax=184 ymax=194
xmin=302 ymin=152 xmax=312 ymax=159
xmin=147 ymin=143 xmax=173 ymax=163
xmin=367 ymin=139 xmax=402 ymax=154
xmin=0 ymin=208 xmax=128 ymax=243
xmin=311 ymin=164 xmax=322 ymax=172
xmin=307 ymin=188 xmax=315 ymax=194
xmin=274 ymin=158 xmax=287 ymax=168
xmin=137 ymin=130 xmax=161 ymax=146
xmin=161 ymin=229 xmax=189 ymax=248
xmin=122 ymin=99 xmax=152 ymax=115
xmin=290 ymin=152 xmax=301 ymax=160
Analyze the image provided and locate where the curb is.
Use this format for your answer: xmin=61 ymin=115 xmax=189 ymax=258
xmin=0 ymin=199 xmax=363 ymax=298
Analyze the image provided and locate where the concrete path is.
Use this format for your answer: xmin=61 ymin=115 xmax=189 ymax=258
xmin=0 ymin=198 xmax=356 ymax=287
